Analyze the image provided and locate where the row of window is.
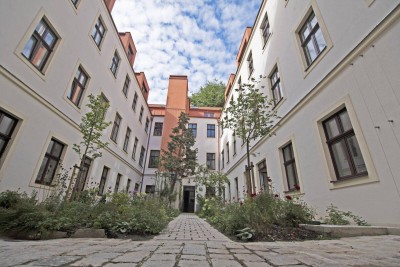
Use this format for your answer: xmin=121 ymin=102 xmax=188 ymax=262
xmin=97 ymin=166 xmax=140 ymax=196
xmin=151 ymin=122 xmax=217 ymax=138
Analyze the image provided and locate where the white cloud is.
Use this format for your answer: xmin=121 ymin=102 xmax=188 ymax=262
xmin=112 ymin=0 xmax=261 ymax=104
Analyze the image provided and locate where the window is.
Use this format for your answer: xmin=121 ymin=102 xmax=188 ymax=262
xmin=22 ymin=19 xmax=58 ymax=72
xmin=233 ymin=131 xmax=237 ymax=156
xmin=122 ymin=75 xmax=130 ymax=97
xmin=134 ymin=183 xmax=140 ymax=192
xmin=100 ymin=93 xmax=109 ymax=120
xmin=234 ymin=177 xmax=239 ymax=200
xmin=153 ymin=122 xmax=163 ymax=136
xmin=206 ymin=153 xmax=215 ymax=170
xmin=132 ymin=92 xmax=138 ymax=112
xmin=35 ymin=138 xmax=64 ymax=185
xmin=323 ymin=109 xmax=367 ymax=180
xmin=98 ymin=166 xmax=109 ymax=195
xmin=226 ymin=142 xmax=230 ymax=163
xmin=67 ymin=66 xmax=88 ymax=107
xmin=247 ymin=51 xmax=254 ymax=76
xmin=110 ymin=51 xmax=120 ymax=77
xmin=299 ymin=11 xmax=327 ymax=66
xmin=145 ymin=185 xmax=155 ymax=194
xmin=127 ymin=45 xmax=134 ymax=58
xmin=110 ymin=113 xmax=121 ymax=142
xmin=221 ymin=150 xmax=225 ymax=169
xmin=204 ymin=112 xmax=214 ymax=118
xmin=238 ymin=77 xmax=242 ymax=93
xmin=207 ymin=124 xmax=215 ymax=138
xmin=270 ymin=66 xmax=283 ymax=106
xmin=141 ymin=82 xmax=147 ymax=96
xmin=126 ymin=178 xmax=131 ymax=192
xmin=114 ymin=173 xmax=122 ymax=193
xmin=123 ymin=127 xmax=131 ymax=152
xmin=148 ymin=150 xmax=160 ymax=168
xmin=145 ymin=118 xmax=149 ymax=133
xmin=260 ymin=12 xmax=271 ymax=46
xmin=139 ymin=106 xmax=144 ymax=122
xmin=188 ymin=123 xmax=197 ymax=138
xmin=282 ymin=143 xmax=299 ymax=191
xmin=258 ymin=160 xmax=269 ymax=193
xmin=0 ymin=110 xmax=18 ymax=161
xmin=91 ymin=17 xmax=105 ymax=48
xmin=132 ymin=137 xmax=138 ymax=160
xmin=139 ymin=146 xmax=145 ymax=167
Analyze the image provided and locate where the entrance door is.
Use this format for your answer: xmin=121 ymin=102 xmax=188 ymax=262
xmin=183 ymin=186 xmax=195 ymax=213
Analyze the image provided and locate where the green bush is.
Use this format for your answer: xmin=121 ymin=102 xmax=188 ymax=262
xmin=324 ymin=204 xmax=369 ymax=226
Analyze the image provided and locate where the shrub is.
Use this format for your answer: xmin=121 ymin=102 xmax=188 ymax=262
xmin=324 ymin=204 xmax=369 ymax=226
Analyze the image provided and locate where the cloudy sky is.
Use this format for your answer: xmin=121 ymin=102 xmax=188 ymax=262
xmin=112 ymin=0 xmax=261 ymax=104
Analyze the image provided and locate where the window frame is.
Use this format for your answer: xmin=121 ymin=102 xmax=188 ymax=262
xmin=322 ymin=108 xmax=368 ymax=180
xmin=269 ymin=66 xmax=283 ymax=106
xmin=98 ymin=166 xmax=109 ymax=195
xmin=122 ymin=75 xmax=130 ymax=97
xmin=226 ymin=142 xmax=230 ymax=163
xmin=132 ymin=92 xmax=138 ymax=112
xmin=110 ymin=51 xmax=120 ymax=77
xmin=0 ymin=110 xmax=19 ymax=162
xmin=91 ymin=16 xmax=106 ymax=49
xmin=132 ymin=137 xmax=138 ymax=160
xmin=110 ymin=113 xmax=121 ymax=143
xmin=145 ymin=118 xmax=150 ymax=133
xmin=206 ymin=153 xmax=215 ymax=170
xmin=139 ymin=146 xmax=145 ymax=167
xmin=281 ymin=142 xmax=299 ymax=191
xmin=35 ymin=138 xmax=65 ymax=186
xmin=148 ymin=150 xmax=160 ymax=168
xmin=139 ymin=106 xmax=144 ymax=123
xmin=260 ymin=12 xmax=271 ymax=48
xmin=67 ymin=65 xmax=89 ymax=107
xmin=123 ymin=127 xmax=131 ymax=152
xmin=114 ymin=173 xmax=122 ymax=193
xmin=221 ymin=150 xmax=225 ymax=169
xmin=188 ymin=123 xmax=197 ymax=138
xmin=153 ymin=122 xmax=163 ymax=136
xmin=207 ymin=124 xmax=215 ymax=138
xmin=247 ymin=51 xmax=254 ymax=77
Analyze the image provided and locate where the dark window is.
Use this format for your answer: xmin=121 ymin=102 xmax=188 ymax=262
xmin=148 ymin=150 xmax=160 ymax=168
xmin=141 ymin=82 xmax=147 ymax=95
xmin=139 ymin=106 xmax=144 ymax=122
xmin=207 ymin=124 xmax=215 ymax=138
xmin=0 ymin=111 xmax=18 ymax=161
xmin=299 ymin=11 xmax=327 ymax=66
xmin=122 ymin=75 xmax=130 ymax=97
xmin=35 ymin=138 xmax=64 ymax=185
xmin=91 ymin=17 xmax=105 ymax=47
xmin=114 ymin=173 xmax=122 ymax=193
xmin=75 ymin=156 xmax=92 ymax=192
xmin=204 ymin=112 xmax=214 ymax=118
xmin=127 ymin=45 xmax=133 ymax=58
xmin=145 ymin=118 xmax=149 ymax=133
xmin=110 ymin=51 xmax=120 ymax=77
xmin=323 ymin=109 xmax=367 ymax=180
xmin=98 ymin=166 xmax=109 ymax=195
xmin=126 ymin=178 xmax=131 ymax=192
xmin=258 ymin=160 xmax=269 ymax=193
xmin=132 ymin=137 xmax=138 ymax=160
xmin=132 ymin=92 xmax=138 ymax=112
xmin=139 ymin=146 xmax=145 ymax=167
xmin=134 ymin=183 xmax=140 ymax=191
xmin=188 ymin=123 xmax=197 ymax=137
xmin=123 ymin=127 xmax=131 ymax=152
xmin=22 ymin=19 xmax=58 ymax=72
xmin=110 ymin=113 xmax=121 ymax=142
xmin=67 ymin=66 xmax=88 ymax=106
xmin=270 ymin=66 xmax=283 ymax=106
xmin=226 ymin=142 xmax=230 ymax=163
xmin=206 ymin=153 xmax=215 ymax=170
xmin=233 ymin=131 xmax=237 ymax=156
xmin=71 ymin=0 xmax=79 ymax=7
xmin=234 ymin=177 xmax=239 ymax=200
xmin=153 ymin=122 xmax=163 ymax=136
xmin=260 ymin=12 xmax=271 ymax=46
xmin=221 ymin=150 xmax=225 ymax=169
xmin=145 ymin=185 xmax=155 ymax=194
xmin=282 ymin=143 xmax=299 ymax=191
xmin=247 ymin=51 xmax=254 ymax=76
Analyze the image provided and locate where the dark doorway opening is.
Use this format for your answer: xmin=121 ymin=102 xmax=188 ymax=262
xmin=183 ymin=186 xmax=195 ymax=213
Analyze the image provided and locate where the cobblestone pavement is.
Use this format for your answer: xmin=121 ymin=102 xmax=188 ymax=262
xmin=1 ymin=214 xmax=400 ymax=266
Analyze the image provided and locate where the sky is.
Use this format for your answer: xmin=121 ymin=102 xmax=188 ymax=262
xmin=112 ymin=0 xmax=262 ymax=104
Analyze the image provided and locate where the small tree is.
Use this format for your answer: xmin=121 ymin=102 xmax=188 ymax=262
xmin=195 ymin=165 xmax=229 ymax=198
xmin=190 ymin=79 xmax=226 ymax=107
xmin=221 ymin=79 xmax=279 ymax=195
xmin=159 ymin=112 xmax=198 ymax=205
xmin=70 ymin=94 xmax=111 ymax=199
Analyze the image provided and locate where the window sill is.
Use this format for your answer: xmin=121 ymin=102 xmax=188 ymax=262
xmin=330 ymin=172 xmax=368 ymax=183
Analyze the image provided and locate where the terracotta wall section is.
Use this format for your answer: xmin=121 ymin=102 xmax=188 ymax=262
xmin=104 ymin=0 xmax=117 ymax=12
xmin=135 ymin=72 xmax=150 ymax=101
xmin=119 ymin=32 xmax=137 ymax=67
xmin=224 ymin=73 xmax=235 ymax=100
xmin=236 ymin=27 xmax=252 ymax=67
xmin=188 ymin=108 xmax=221 ymax=119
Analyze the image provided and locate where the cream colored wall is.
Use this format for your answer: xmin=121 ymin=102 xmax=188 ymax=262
xmin=221 ymin=0 xmax=400 ymax=225
xmin=0 ymin=0 xmax=151 ymax=195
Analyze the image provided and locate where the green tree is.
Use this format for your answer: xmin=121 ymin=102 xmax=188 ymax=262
xmin=70 ymin=94 xmax=111 ymax=199
xmin=159 ymin=112 xmax=198 ymax=205
xmin=190 ymin=80 xmax=226 ymax=107
xmin=221 ymin=79 xmax=279 ymax=195
xmin=195 ymin=165 xmax=229 ymax=198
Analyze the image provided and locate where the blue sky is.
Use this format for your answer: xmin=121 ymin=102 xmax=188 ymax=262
xmin=112 ymin=0 xmax=262 ymax=104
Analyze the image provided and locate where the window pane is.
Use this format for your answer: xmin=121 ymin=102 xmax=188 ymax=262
xmin=0 ymin=139 xmax=5 ymax=152
xmin=0 ymin=116 xmax=17 ymax=135
xmin=285 ymin=163 xmax=297 ymax=189
xmin=339 ymin=110 xmax=352 ymax=132
xmin=314 ymin=28 xmax=326 ymax=52
xmin=35 ymin=21 xmax=46 ymax=36
xmin=347 ymin=135 xmax=367 ymax=174
xmin=306 ymin=41 xmax=317 ymax=63
xmin=309 ymin=13 xmax=317 ymax=28
xmin=331 ymin=140 xmax=352 ymax=178
xmin=52 ymin=142 xmax=64 ymax=157
xmin=283 ymin=145 xmax=292 ymax=161
xmin=324 ymin=117 xmax=340 ymax=139
xmin=36 ymin=157 xmax=48 ymax=182
xmin=30 ymin=43 xmax=49 ymax=69
xmin=22 ymin=36 xmax=37 ymax=59
xmin=300 ymin=25 xmax=309 ymax=41
xmin=46 ymin=140 xmax=54 ymax=154
xmin=44 ymin=31 xmax=56 ymax=48
xmin=43 ymin=159 xmax=58 ymax=184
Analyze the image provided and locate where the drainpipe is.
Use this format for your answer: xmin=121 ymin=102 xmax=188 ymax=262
xmin=140 ymin=117 xmax=153 ymax=192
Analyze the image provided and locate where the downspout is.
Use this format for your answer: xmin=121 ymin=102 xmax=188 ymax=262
xmin=140 ymin=117 xmax=153 ymax=192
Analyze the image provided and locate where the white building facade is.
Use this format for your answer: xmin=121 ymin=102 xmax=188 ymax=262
xmin=220 ymin=0 xmax=400 ymax=225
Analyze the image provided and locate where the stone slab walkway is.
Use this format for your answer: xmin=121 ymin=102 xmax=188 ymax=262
xmin=1 ymin=214 xmax=400 ymax=266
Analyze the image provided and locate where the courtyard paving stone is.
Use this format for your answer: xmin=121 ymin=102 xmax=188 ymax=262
xmin=1 ymin=214 xmax=400 ymax=266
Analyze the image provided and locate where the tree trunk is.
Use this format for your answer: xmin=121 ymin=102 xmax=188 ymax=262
xmin=245 ymin=139 xmax=253 ymax=195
